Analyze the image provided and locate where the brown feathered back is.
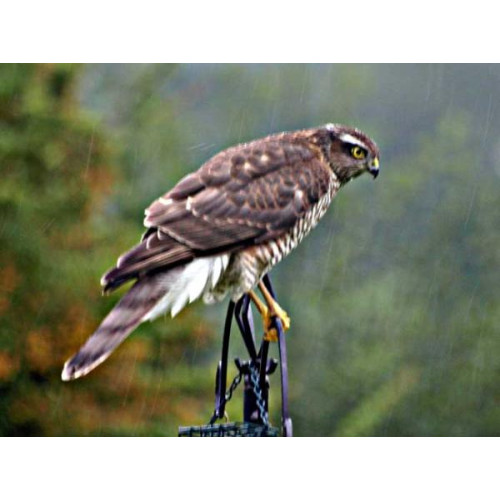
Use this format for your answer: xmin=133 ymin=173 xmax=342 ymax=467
xmin=102 ymin=129 xmax=333 ymax=292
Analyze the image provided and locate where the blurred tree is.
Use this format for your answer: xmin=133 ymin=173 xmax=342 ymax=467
xmin=0 ymin=64 xmax=217 ymax=436
xmin=78 ymin=64 xmax=500 ymax=436
xmin=3 ymin=64 xmax=500 ymax=436
xmin=289 ymin=111 xmax=500 ymax=436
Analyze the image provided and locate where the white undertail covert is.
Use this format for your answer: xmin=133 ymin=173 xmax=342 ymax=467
xmin=142 ymin=254 xmax=230 ymax=321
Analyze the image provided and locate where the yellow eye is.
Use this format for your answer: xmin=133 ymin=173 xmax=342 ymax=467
xmin=351 ymin=146 xmax=366 ymax=159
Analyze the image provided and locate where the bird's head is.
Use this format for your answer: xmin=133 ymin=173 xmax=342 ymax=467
xmin=321 ymin=123 xmax=380 ymax=184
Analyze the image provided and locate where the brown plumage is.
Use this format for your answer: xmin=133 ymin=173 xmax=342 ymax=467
xmin=62 ymin=124 xmax=380 ymax=381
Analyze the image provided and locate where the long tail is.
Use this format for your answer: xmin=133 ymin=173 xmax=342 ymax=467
xmin=61 ymin=255 xmax=229 ymax=381
xmin=62 ymin=274 xmax=171 ymax=381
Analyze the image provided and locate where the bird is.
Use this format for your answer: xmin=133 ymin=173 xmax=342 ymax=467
xmin=62 ymin=123 xmax=380 ymax=381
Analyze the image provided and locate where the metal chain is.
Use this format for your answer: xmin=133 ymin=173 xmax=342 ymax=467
xmin=249 ymin=363 xmax=269 ymax=427
xmin=225 ymin=370 xmax=243 ymax=403
xmin=209 ymin=362 xmax=269 ymax=426
xmin=209 ymin=370 xmax=243 ymax=424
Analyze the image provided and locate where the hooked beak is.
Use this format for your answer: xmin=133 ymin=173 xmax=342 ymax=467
xmin=368 ymin=157 xmax=379 ymax=179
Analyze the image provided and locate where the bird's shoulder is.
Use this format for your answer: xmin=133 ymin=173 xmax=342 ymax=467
xmin=143 ymin=128 xmax=336 ymax=244
xmin=163 ymin=129 xmax=329 ymax=203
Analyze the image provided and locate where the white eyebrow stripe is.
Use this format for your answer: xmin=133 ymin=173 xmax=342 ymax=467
xmin=339 ymin=133 xmax=366 ymax=148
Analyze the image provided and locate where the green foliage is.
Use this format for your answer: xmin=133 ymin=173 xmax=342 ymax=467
xmin=0 ymin=64 xmax=217 ymax=436
xmin=287 ymin=102 xmax=500 ymax=436
xmin=3 ymin=64 xmax=500 ymax=435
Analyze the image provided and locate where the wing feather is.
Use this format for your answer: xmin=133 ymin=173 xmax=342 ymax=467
xmin=103 ymin=131 xmax=335 ymax=291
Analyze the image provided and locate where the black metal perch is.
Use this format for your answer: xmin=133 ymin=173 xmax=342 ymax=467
xmin=178 ymin=273 xmax=292 ymax=437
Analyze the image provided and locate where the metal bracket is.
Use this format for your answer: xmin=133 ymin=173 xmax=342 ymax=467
xmin=210 ymin=273 xmax=293 ymax=436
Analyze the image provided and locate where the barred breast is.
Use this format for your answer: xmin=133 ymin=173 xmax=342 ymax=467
xmin=203 ymin=177 xmax=340 ymax=303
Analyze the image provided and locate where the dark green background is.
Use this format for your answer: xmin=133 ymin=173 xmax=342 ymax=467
xmin=1 ymin=64 xmax=499 ymax=436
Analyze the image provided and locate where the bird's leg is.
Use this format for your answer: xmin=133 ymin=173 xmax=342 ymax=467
xmin=248 ymin=284 xmax=291 ymax=342
xmin=258 ymin=281 xmax=291 ymax=341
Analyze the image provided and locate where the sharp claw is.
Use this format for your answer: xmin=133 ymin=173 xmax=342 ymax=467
xmin=262 ymin=311 xmax=290 ymax=342
xmin=251 ymin=287 xmax=291 ymax=342
xmin=263 ymin=327 xmax=278 ymax=342
xmin=279 ymin=312 xmax=291 ymax=331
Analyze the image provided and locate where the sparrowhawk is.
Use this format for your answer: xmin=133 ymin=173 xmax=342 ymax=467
xmin=62 ymin=124 xmax=380 ymax=381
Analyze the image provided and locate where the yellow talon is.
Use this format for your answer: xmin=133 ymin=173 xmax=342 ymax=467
xmin=263 ymin=329 xmax=278 ymax=342
xmin=249 ymin=287 xmax=291 ymax=343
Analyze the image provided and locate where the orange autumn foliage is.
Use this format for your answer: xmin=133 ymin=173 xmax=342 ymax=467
xmin=1 ymin=64 xmax=216 ymax=436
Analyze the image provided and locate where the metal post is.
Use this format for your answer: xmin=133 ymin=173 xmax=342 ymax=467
xmin=263 ymin=274 xmax=293 ymax=437
xmin=204 ymin=273 xmax=292 ymax=436
xmin=213 ymin=300 xmax=235 ymax=421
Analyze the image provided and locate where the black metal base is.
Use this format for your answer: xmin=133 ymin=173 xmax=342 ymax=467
xmin=179 ymin=422 xmax=280 ymax=437
xmin=179 ymin=273 xmax=292 ymax=437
